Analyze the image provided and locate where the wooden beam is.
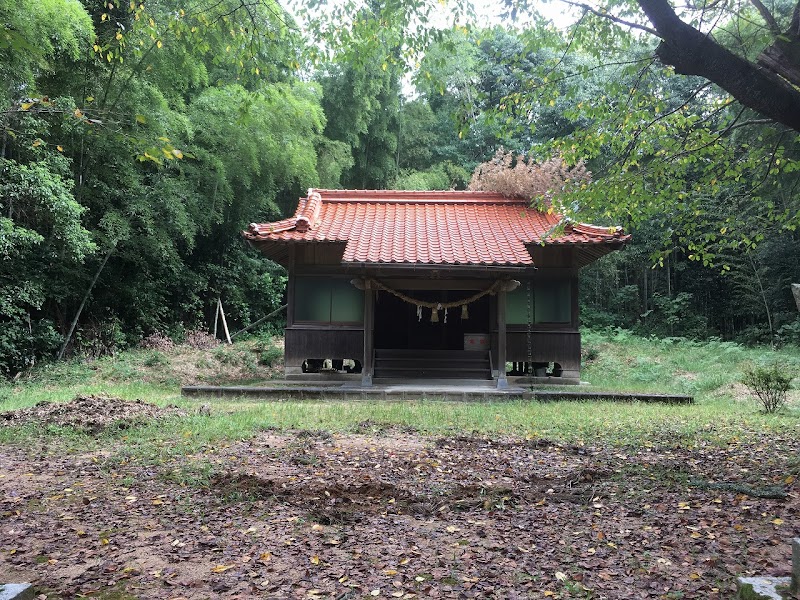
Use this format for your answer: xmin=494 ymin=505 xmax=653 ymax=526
xmin=213 ymin=297 xmax=219 ymax=339
xmin=231 ymin=304 xmax=287 ymax=339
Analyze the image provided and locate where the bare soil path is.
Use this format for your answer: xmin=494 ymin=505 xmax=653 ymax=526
xmin=1 ymin=402 xmax=799 ymax=598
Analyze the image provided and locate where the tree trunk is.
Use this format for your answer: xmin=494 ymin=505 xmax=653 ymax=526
xmin=642 ymin=266 xmax=648 ymax=316
xmin=746 ymin=251 xmax=774 ymax=347
xmin=758 ymin=3 xmax=800 ymax=87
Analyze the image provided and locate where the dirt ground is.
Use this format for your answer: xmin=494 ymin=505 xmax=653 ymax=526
xmin=0 ymin=395 xmax=187 ymax=433
xmin=1 ymin=403 xmax=799 ymax=599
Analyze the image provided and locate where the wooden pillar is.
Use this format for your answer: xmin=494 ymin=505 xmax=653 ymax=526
xmin=286 ymin=246 xmax=296 ymax=327
xmin=362 ymin=284 xmax=375 ymax=386
xmin=496 ymin=288 xmax=508 ymax=389
xmin=571 ymin=274 xmax=580 ymax=327
xmin=284 ymin=247 xmax=297 ymax=376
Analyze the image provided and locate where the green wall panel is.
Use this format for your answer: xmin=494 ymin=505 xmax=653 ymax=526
xmin=294 ymin=277 xmax=363 ymax=323
xmin=506 ymin=280 xmax=571 ymax=325
xmin=331 ymin=279 xmax=364 ymax=322
xmin=535 ymin=282 xmax=571 ymax=323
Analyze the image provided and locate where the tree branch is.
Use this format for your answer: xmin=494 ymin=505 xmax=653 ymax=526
xmin=561 ymin=0 xmax=659 ymax=36
xmin=748 ymin=0 xmax=781 ymax=35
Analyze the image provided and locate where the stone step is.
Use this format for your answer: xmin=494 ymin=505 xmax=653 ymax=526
xmin=373 ymin=368 xmax=491 ymax=379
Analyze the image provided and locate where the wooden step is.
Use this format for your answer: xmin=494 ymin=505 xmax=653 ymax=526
xmin=374 ymin=348 xmax=491 ymax=380
xmin=375 ymin=349 xmax=488 ymax=358
xmin=374 ymin=366 xmax=492 ymax=380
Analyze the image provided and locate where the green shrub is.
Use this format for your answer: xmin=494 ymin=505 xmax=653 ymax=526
xmin=258 ymin=346 xmax=283 ymax=367
xmin=212 ymin=346 xmax=239 ymax=365
xmin=0 ymin=318 xmax=62 ymax=379
xmin=741 ymin=363 xmax=793 ymax=413
xmin=777 ymin=317 xmax=800 ymax=346
xmin=75 ymin=317 xmax=127 ymax=358
xmin=142 ymin=351 xmax=169 ymax=367
xmin=582 ymin=346 xmax=599 ymax=362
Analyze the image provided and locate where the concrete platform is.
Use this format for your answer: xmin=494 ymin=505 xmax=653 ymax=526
xmin=181 ymin=381 xmax=693 ymax=403
xmin=737 ymin=576 xmax=791 ymax=599
xmin=736 ymin=537 xmax=800 ymax=599
xmin=0 ymin=584 xmax=34 ymax=600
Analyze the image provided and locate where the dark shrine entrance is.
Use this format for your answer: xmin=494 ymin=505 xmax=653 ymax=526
xmin=374 ymin=289 xmax=490 ymax=351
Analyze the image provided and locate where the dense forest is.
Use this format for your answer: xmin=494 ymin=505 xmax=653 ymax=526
xmin=1 ymin=0 xmax=799 ymax=377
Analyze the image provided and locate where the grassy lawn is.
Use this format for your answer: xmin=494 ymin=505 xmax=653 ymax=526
xmin=2 ymin=329 xmax=798 ymax=447
xmin=1 ymin=333 xmax=798 ymax=599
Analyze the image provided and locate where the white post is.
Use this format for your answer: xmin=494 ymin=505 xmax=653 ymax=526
xmin=213 ymin=298 xmax=220 ymax=339
xmin=218 ymin=299 xmax=232 ymax=344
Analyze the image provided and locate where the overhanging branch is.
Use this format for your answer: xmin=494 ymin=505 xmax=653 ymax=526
xmin=558 ymin=0 xmax=800 ymax=131
xmin=636 ymin=0 xmax=800 ymax=132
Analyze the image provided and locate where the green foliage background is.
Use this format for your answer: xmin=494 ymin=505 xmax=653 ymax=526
xmin=0 ymin=0 xmax=798 ymax=377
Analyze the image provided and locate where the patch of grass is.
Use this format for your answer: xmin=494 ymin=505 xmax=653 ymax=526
xmin=1 ymin=395 xmax=798 ymax=484
xmin=11 ymin=339 xmax=280 ymax=393
xmin=15 ymin=356 xmax=98 ymax=387
xmin=158 ymin=461 xmax=217 ymax=487
xmin=145 ymin=396 xmax=797 ymax=447
xmin=142 ymin=350 xmax=169 ymax=367
xmin=212 ymin=345 xmax=241 ymax=365
xmin=581 ymin=329 xmax=800 ymax=398
xmin=0 ymin=332 xmax=798 ymax=456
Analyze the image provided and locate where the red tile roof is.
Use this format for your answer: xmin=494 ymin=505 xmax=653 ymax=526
xmin=243 ymin=189 xmax=629 ymax=266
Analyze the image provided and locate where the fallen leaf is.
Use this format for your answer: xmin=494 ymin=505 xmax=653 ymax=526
xmin=211 ymin=564 xmax=234 ymax=573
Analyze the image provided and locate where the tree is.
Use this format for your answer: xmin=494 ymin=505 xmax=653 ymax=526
xmin=0 ymin=0 xmax=93 ymax=107
xmin=507 ymin=0 xmax=800 ymax=132
xmin=0 ymin=0 xmax=347 ymax=373
xmin=0 ymin=153 xmax=95 ymax=374
xmin=315 ymin=0 xmax=407 ymax=189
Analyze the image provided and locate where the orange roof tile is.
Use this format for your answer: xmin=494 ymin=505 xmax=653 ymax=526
xmin=243 ymin=189 xmax=629 ymax=266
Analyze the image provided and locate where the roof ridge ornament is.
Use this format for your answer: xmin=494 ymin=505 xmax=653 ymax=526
xmin=295 ymin=189 xmax=323 ymax=233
